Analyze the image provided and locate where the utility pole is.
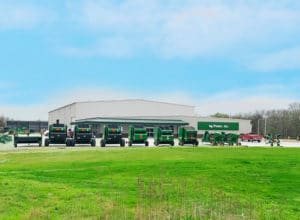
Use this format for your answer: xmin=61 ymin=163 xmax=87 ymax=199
xmin=264 ymin=118 xmax=267 ymax=136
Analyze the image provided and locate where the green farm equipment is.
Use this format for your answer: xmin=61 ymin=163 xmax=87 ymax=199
xmin=128 ymin=125 xmax=149 ymax=147
xmin=154 ymin=127 xmax=175 ymax=146
xmin=178 ymin=126 xmax=199 ymax=146
xmin=101 ymin=125 xmax=125 ymax=147
xmin=0 ymin=135 xmax=12 ymax=144
xmin=13 ymin=127 xmax=42 ymax=148
xmin=45 ymin=121 xmax=68 ymax=146
xmin=266 ymin=134 xmax=281 ymax=147
xmin=73 ymin=125 xmax=96 ymax=147
xmin=202 ymin=131 xmax=224 ymax=146
xmin=225 ymin=133 xmax=240 ymax=146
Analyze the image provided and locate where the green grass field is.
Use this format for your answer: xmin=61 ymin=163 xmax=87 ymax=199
xmin=0 ymin=147 xmax=299 ymax=219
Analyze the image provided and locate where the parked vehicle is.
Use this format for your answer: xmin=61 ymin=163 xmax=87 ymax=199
xmin=241 ymin=133 xmax=263 ymax=142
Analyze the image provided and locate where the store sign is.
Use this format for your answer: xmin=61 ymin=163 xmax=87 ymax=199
xmin=198 ymin=122 xmax=239 ymax=131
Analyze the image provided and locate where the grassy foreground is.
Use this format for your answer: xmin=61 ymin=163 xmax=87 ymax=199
xmin=0 ymin=147 xmax=299 ymax=219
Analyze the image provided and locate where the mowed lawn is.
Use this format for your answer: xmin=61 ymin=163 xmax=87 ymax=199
xmin=0 ymin=147 xmax=299 ymax=219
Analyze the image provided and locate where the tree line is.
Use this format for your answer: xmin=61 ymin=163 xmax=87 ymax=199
xmin=212 ymin=103 xmax=300 ymax=138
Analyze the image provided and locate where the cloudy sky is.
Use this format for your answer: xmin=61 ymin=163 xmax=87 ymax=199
xmin=0 ymin=0 xmax=300 ymax=120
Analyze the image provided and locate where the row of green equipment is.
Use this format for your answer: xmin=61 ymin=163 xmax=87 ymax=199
xmin=202 ymin=131 xmax=240 ymax=146
xmin=178 ymin=127 xmax=199 ymax=146
xmin=45 ymin=121 xmax=96 ymax=147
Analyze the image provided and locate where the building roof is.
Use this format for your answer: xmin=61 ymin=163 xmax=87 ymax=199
xmin=72 ymin=117 xmax=189 ymax=126
xmin=49 ymin=99 xmax=195 ymax=113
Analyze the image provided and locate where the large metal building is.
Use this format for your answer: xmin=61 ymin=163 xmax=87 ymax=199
xmin=49 ymin=99 xmax=251 ymax=136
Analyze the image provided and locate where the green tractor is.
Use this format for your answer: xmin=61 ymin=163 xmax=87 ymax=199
xmin=266 ymin=134 xmax=281 ymax=147
xmin=73 ymin=125 xmax=96 ymax=147
xmin=178 ymin=126 xmax=199 ymax=146
xmin=45 ymin=121 xmax=68 ymax=146
xmin=202 ymin=131 xmax=223 ymax=146
xmin=225 ymin=133 xmax=240 ymax=146
xmin=100 ymin=125 xmax=125 ymax=147
xmin=128 ymin=125 xmax=149 ymax=147
xmin=13 ymin=127 xmax=42 ymax=148
xmin=154 ymin=127 xmax=175 ymax=146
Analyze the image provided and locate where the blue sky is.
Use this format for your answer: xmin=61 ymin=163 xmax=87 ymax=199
xmin=0 ymin=0 xmax=300 ymax=119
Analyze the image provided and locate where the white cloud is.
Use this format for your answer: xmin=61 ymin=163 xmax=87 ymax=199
xmin=250 ymin=46 xmax=300 ymax=72
xmin=0 ymin=3 xmax=55 ymax=30
xmin=65 ymin=0 xmax=300 ymax=59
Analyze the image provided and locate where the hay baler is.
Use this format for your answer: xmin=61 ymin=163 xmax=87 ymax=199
xmin=101 ymin=125 xmax=125 ymax=147
xmin=154 ymin=127 xmax=174 ymax=146
xmin=13 ymin=127 xmax=42 ymax=148
xmin=178 ymin=126 xmax=199 ymax=146
xmin=73 ymin=125 xmax=96 ymax=147
xmin=128 ymin=126 xmax=149 ymax=146
xmin=45 ymin=121 xmax=68 ymax=146
xmin=225 ymin=133 xmax=240 ymax=146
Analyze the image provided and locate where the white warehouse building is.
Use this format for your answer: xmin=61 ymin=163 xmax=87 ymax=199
xmin=49 ymin=99 xmax=252 ymax=136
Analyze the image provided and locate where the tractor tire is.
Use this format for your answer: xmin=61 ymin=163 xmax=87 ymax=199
xmin=171 ymin=141 xmax=174 ymax=147
xmin=179 ymin=141 xmax=183 ymax=146
xmin=154 ymin=141 xmax=158 ymax=146
xmin=195 ymin=141 xmax=199 ymax=146
xmin=128 ymin=141 xmax=132 ymax=147
xmin=120 ymin=139 xmax=125 ymax=147
xmin=91 ymin=139 xmax=96 ymax=147
xmin=66 ymin=140 xmax=70 ymax=147
xmin=145 ymin=141 xmax=149 ymax=147
xmin=72 ymin=140 xmax=76 ymax=147
xmin=100 ymin=140 xmax=106 ymax=147
xmin=39 ymin=141 xmax=42 ymax=147
xmin=45 ymin=139 xmax=49 ymax=147
xmin=14 ymin=143 xmax=17 ymax=148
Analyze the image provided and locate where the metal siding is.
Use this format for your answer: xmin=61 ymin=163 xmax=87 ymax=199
xmin=75 ymin=100 xmax=195 ymax=119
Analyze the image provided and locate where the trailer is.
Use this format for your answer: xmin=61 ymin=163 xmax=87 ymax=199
xmin=44 ymin=121 xmax=68 ymax=146
xmin=178 ymin=126 xmax=199 ymax=146
xmin=73 ymin=125 xmax=96 ymax=147
xmin=128 ymin=125 xmax=149 ymax=147
xmin=100 ymin=125 xmax=125 ymax=147
xmin=154 ymin=127 xmax=175 ymax=146
xmin=13 ymin=127 xmax=42 ymax=148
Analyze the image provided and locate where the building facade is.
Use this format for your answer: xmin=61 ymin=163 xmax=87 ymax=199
xmin=49 ymin=99 xmax=252 ymax=136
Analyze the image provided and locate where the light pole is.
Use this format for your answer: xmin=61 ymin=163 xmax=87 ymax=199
xmin=264 ymin=117 xmax=267 ymax=136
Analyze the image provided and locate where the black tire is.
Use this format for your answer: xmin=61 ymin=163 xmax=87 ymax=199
xmin=128 ymin=141 xmax=132 ymax=147
xmin=72 ymin=140 xmax=76 ymax=147
xmin=39 ymin=141 xmax=42 ymax=147
xmin=14 ymin=143 xmax=17 ymax=148
xmin=145 ymin=141 xmax=149 ymax=147
xmin=171 ymin=141 xmax=174 ymax=146
xmin=100 ymin=140 xmax=105 ymax=147
xmin=120 ymin=139 xmax=125 ymax=147
xmin=179 ymin=141 xmax=183 ymax=146
xmin=195 ymin=141 xmax=199 ymax=146
xmin=154 ymin=141 xmax=158 ymax=146
xmin=45 ymin=139 xmax=49 ymax=147
xmin=66 ymin=140 xmax=70 ymax=147
xmin=91 ymin=139 xmax=96 ymax=147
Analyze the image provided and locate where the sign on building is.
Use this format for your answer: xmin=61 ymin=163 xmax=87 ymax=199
xmin=198 ymin=122 xmax=239 ymax=131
